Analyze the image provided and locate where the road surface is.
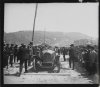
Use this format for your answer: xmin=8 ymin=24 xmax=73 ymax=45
xmin=3 ymin=55 xmax=99 ymax=84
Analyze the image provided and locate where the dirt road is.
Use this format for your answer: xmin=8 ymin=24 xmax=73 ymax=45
xmin=4 ymin=55 xmax=99 ymax=84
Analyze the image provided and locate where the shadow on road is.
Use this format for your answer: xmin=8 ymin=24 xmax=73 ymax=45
xmin=27 ymin=66 xmax=52 ymax=73
xmin=4 ymin=72 xmax=20 ymax=77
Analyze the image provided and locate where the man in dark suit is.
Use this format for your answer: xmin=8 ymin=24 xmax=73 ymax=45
xmin=19 ymin=44 xmax=29 ymax=76
xmin=9 ymin=44 xmax=14 ymax=67
xmin=3 ymin=43 xmax=10 ymax=69
xmin=88 ymin=46 xmax=98 ymax=75
xmin=14 ymin=44 xmax=18 ymax=63
xmin=28 ymin=42 xmax=33 ymax=66
xmin=62 ymin=47 xmax=66 ymax=61
xmin=69 ymin=44 xmax=75 ymax=70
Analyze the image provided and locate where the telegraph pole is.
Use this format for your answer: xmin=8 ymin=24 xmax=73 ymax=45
xmin=32 ymin=3 xmax=38 ymax=42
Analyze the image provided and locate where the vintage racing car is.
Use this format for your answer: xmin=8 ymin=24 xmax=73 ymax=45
xmin=33 ymin=49 xmax=60 ymax=73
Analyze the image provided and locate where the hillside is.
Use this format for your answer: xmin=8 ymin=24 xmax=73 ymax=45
xmin=4 ymin=31 xmax=97 ymax=47
xmin=74 ymin=39 xmax=98 ymax=46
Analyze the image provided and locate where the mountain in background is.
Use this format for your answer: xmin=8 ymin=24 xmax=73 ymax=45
xmin=4 ymin=31 xmax=98 ymax=47
xmin=74 ymin=39 xmax=98 ymax=46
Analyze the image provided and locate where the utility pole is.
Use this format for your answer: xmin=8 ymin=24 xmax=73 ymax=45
xmin=32 ymin=3 xmax=38 ymax=42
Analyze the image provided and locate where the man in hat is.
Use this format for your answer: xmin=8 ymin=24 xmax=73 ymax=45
xmin=3 ymin=43 xmax=10 ymax=69
xmin=62 ymin=47 xmax=66 ymax=61
xmin=19 ymin=44 xmax=29 ymax=76
xmin=83 ymin=44 xmax=93 ymax=75
xmin=27 ymin=41 xmax=33 ymax=66
xmin=89 ymin=46 xmax=98 ymax=75
xmin=14 ymin=44 xmax=18 ymax=63
xmin=69 ymin=44 xmax=75 ymax=70
xmin=9 ymin=44 xmax=14 ymax=67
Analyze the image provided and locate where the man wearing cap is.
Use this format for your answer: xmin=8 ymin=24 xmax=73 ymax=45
xmin=69 ymin=44 xmax=75 ymax=70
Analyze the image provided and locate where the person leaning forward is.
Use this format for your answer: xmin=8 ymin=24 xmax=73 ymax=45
xmin=69 ymin=44 xmax=75 ymax=70
xmin=19 ymin=44 xmax=29 ymax=76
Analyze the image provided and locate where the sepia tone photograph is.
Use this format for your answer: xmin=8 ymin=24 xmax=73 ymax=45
xmin=3 ymin=1 xmax=99 ymax=84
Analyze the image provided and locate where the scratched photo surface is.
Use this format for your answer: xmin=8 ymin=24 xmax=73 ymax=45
xmin=3 ymin=2 xmax=99 ymax=84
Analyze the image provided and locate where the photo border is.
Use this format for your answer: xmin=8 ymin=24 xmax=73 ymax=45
xmin=0 ymin=0 xmax=99 ymax=87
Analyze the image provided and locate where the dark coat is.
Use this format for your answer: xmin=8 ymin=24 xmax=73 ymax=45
xmin=3 ymin=46 xmax=9 ymax=67
xmin=69 ymin=47 xmax=75 ymax=58
xmin=62 ymin=48 xmax=66 ymax=55
xmin=17 ymin=46 xmax=29 ymax=61
xmin=14 ymin=47 xmax=18 ymax=56
xmin=9 ymin=46 xmax=14 ymax=55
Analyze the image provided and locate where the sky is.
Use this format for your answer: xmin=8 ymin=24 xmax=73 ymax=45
xmin=4 ymin=3 xmax=99 ymax=38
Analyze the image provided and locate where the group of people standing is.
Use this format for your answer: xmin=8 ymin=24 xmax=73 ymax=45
xmin=3 ymin=43 xmax=18 ymax=68
xmin=3 ymin=41 xmax=98 ymax=76
xmin=77 ymin=44 xmax=98 ymax=75
xmin=3 ymin=41 xmax=53 ymax=76
xmin=3 ymin=41 xmax=35 ymax=76
xmin=55 ymin=44 xmax=98 ymax=75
